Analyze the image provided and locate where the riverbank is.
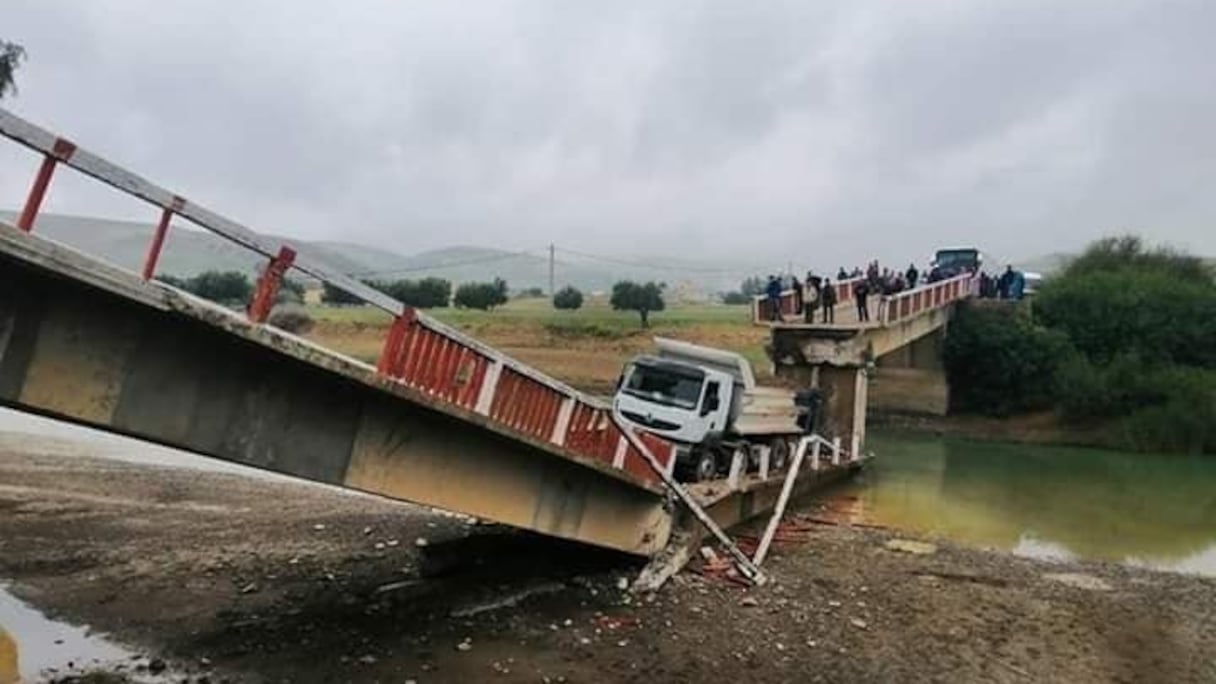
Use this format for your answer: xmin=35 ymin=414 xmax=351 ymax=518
xmin=2 ymin=435 xmax=1214 ymax=682
xmin=870 ymin=410 xmax=1122 ymax=450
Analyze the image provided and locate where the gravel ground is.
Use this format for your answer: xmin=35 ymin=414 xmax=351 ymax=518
xmin=1 ymin=438 xmax=1214 ymax=683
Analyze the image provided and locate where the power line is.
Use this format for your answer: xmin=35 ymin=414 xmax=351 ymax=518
xmin=554 ymin=246 xmax=768 ymax=275
xmin=345 ymin=248 xmax=546 ymax=278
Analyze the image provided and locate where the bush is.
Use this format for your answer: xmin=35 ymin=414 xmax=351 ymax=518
xmin=267 ymin=306 xmax=314 ymax=334
xmin=518 ymin=287 xmax=546 ymax=299
xmin=943 ymin=302 xmax=1072 ymax=416
xmin=454 ymin=278 xmax=509 ymax=310
xmin=367 ymin=277 xmax=451 ymax=308
xmin=722 ymin=291 xmax=751 ymax=305
xmin=321 ymin=281 xmax=364 ymax=305
xmin=610 ymin=280 xmax=665 ymax=328
xmin=553 ymin=286 xmax=584 ymax=310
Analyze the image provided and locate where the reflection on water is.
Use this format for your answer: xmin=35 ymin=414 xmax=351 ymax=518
xmin=0 ymin=585 xmax=132 ymax=682
xmin=834 ymin=432 xmax=1216 ymax=576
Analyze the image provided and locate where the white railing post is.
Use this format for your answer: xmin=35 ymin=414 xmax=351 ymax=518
xmin=612 ymin=435 xmax=628 ymax=469
xmin=832 ymin=437 xmax=842 ymax=466
xmin=728 ymin=449 xmax=746 ymax=490
xmin=811 ymin=439 xmax=821 ymax=470
xmin=851 ymin=434 xmax=861 ymax=462
xmin=474 ymin=360 xmax=503 ymax=415
xmin=550 ymin=397 xmax=575 ymax=445
xmin=758 ymin=445 xmax=771 ymax=480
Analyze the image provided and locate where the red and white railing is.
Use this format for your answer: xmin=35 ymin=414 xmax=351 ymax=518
xmin=751 ymin=276 xmax=865 ymax=324
xmin=0 ymin=106 xmax=675 ymax=487
xmin=876 ymin=272 xmax=978 ymax=326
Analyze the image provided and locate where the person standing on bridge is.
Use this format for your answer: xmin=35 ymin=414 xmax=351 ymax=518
xmin=906 ymin=263 xmax=919 ymax=289
xmin=820 ymin=278 xmax=837 ymax=323
xmin=854 ymin=278 xmax=870 ymax=322
xmin=837 ymin=266 xmax=849 ymax=280
xmin=803 ymin=271 xmax=821 ymax=323
xmin=766 ymin=275 xmax=783 ymax=321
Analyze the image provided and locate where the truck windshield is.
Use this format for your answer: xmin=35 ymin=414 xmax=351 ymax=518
xmin=622 ymin=364 xmax=705 ymax=410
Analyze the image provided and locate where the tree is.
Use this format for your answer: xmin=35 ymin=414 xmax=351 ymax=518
xmin=943 ymin=302 xmax=1071 ymax=416
xmin=0 ymin=41 xmax=25 ymax=100
xmin=321 ymin=281 xmax=364 ymax=305
xmin=367 ymin=277 xmax=451 ymax=308
xmin=740 ymin=276 xmax=766 ymax=297
xmin=187 ymin=270 xmax=253 ymax=304
xmin=453 ymin=278 xmax=509 ymax=310
xmin=722 ymin=291 xmax=751 ymax=305
xmin=610 ymin=280 xmax=665 ymax=327
xmin=277 ymin=277 xmax=306 ymax=304
xmin=553 ymin=285 xmax=584 ymax=310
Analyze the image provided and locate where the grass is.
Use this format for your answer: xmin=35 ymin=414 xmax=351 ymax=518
xmin=304 ymin=296 xmax=770 ymax=395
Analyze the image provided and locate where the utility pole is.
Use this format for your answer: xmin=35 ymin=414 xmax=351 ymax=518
xmin=549 ymin=243 xmax=556 ymax=300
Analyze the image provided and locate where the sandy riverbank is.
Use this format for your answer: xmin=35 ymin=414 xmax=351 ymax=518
xmin=1 ymin=437 xmax=1213 ymax=683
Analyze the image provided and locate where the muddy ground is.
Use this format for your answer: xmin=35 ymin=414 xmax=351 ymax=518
xmin=1 ymin=437 xmax=1214 ymax=683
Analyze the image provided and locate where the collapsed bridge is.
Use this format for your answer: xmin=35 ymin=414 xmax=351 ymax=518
xmin=0 ymin=107 xmax=864 ymax=566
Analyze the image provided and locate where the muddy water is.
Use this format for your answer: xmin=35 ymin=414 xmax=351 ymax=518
xmin=832 ymin=432 xmax=1216 ymax=576
xmin=0 ymin=585 xmax=136 ymax=682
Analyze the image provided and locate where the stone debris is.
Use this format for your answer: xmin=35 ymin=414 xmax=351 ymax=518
xmin=740 ymin=596 xmax=760 ymax=607
xmin=884 ymin=539 xmax=937 ymax=555
xmin=312 ymin=524 xmax=327 ymax=531
xmin=850 ymin=618 xmax=869 ymax=630
xmin=1043 ymin=573 xmax=1113 ymax=591
xmin=456 ymin=638 xmax=473 ymax=652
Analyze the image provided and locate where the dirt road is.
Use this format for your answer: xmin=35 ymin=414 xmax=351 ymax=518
xmin=1 ymin=435 xmax=1213 ymax=683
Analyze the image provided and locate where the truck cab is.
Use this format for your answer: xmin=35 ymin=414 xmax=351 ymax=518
xmin=614 ymin=355 xmax=735 ymax=446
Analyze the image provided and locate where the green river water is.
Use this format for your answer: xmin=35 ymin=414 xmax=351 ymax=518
xmin=831 ymin=431 xmax=1216 ymax=577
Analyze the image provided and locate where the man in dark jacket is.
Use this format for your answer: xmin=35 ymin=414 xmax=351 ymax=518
xmin=854 ymin=279 xmax=870 ymax=322
xmin=820 ymin=278 xmax=837 ymax=323
xmin=766 ymin=275 xmax=783 ymax=321
xmin=905 ymin=263 xmax=919 ymax=289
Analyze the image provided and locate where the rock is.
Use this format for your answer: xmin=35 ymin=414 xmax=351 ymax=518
xmin=827 ymin=600 xmax=842 ymax=608
xmin=199 ymin=657 xmax=212 ymax=666
xmin=415 ymin=537 xmax=429 ymax=548
xmin=456 ymin=639 xmax=473 ymax=652
xmin=374 ymin=542 xmax=386 ymax=550
xmin=359 ymin=654 xmax=378 ymax=665
xmin=239 ymin=583 xmax=258 ymax=595
xmin=1043 ymin=573 xmax=1112 ymax=591
xmin=563 ymin=618 xmax=573 ymax=627
xmin=362 ymin=526 xmax=373 ymax=535
xmin=312 ymin=524 xmax=327 ymax=531
xmin=740 ymin=597 xmax=759 ymax=607
xmin=616 ymin=577 xmax=629 ymax=591
xmin=386 ymin=539 xmax=400 ymax=547
xmin=850 ymin=618 xmax=868 ymax=630
xmin=884 ymin=539 xmax=937 ymax=555
xmin=148 ymin=659 xmax=167 ymax=674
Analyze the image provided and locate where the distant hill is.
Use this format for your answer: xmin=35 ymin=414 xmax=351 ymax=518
xmin=0 ymin=212 xmax=746 ymax=296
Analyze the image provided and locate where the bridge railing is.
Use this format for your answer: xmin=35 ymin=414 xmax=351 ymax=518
xmin=751 ymin=275 xmax=865 ymax=324
xmin=0 ymin=106 xmax=675 ymax=487
xmin=876 ymin=272 xmax=978 ymax=325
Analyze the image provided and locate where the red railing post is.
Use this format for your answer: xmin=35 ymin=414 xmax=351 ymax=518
xmin=377 ymin=308 xmax=417 ymax=377
xmin=247 ymin=246 xmax=296 ymax=323
xmin=142 ymin=196 xmax=185 ymax=280
xmin=16 ymin=139 xmax=76 ymax=232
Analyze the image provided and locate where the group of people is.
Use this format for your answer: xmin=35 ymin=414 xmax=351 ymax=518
xmin=765 ymin=261 xmax=925 ymax=324
xmin=978 ymin=265 xmax=1027 ymax=300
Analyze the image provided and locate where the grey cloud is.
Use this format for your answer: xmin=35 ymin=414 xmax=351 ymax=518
xmin=1 ymin=0 xmax=1214 ymax=277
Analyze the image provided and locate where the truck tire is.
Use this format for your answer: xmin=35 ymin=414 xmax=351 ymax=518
xmin=676 ymin=450 xmax=718 ymax=483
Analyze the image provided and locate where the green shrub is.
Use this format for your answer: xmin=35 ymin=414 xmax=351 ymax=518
xmin=453 ymin=278 xmax=509 ymax=310
xmin=553 ymin=286 xmax=584 ymax=310
xmin=943 ymin=303 xmax=1072 ymax=416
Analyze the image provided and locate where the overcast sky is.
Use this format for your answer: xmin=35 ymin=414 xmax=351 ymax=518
xmin=1 ymin=0 xmax=1213 ymax=271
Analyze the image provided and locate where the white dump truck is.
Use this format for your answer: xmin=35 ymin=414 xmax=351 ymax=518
xmin=613 ymin=337 xmax=821 ymax=482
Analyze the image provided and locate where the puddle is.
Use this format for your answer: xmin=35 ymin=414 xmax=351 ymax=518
xmin=0 ymin=584 xmax=151 ymax=683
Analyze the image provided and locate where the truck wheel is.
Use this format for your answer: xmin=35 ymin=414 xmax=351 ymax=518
xmin=769 ymin=438 xmax=790 ymax=472
xmin=691 ymin=451 xmax=717 ymax=482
